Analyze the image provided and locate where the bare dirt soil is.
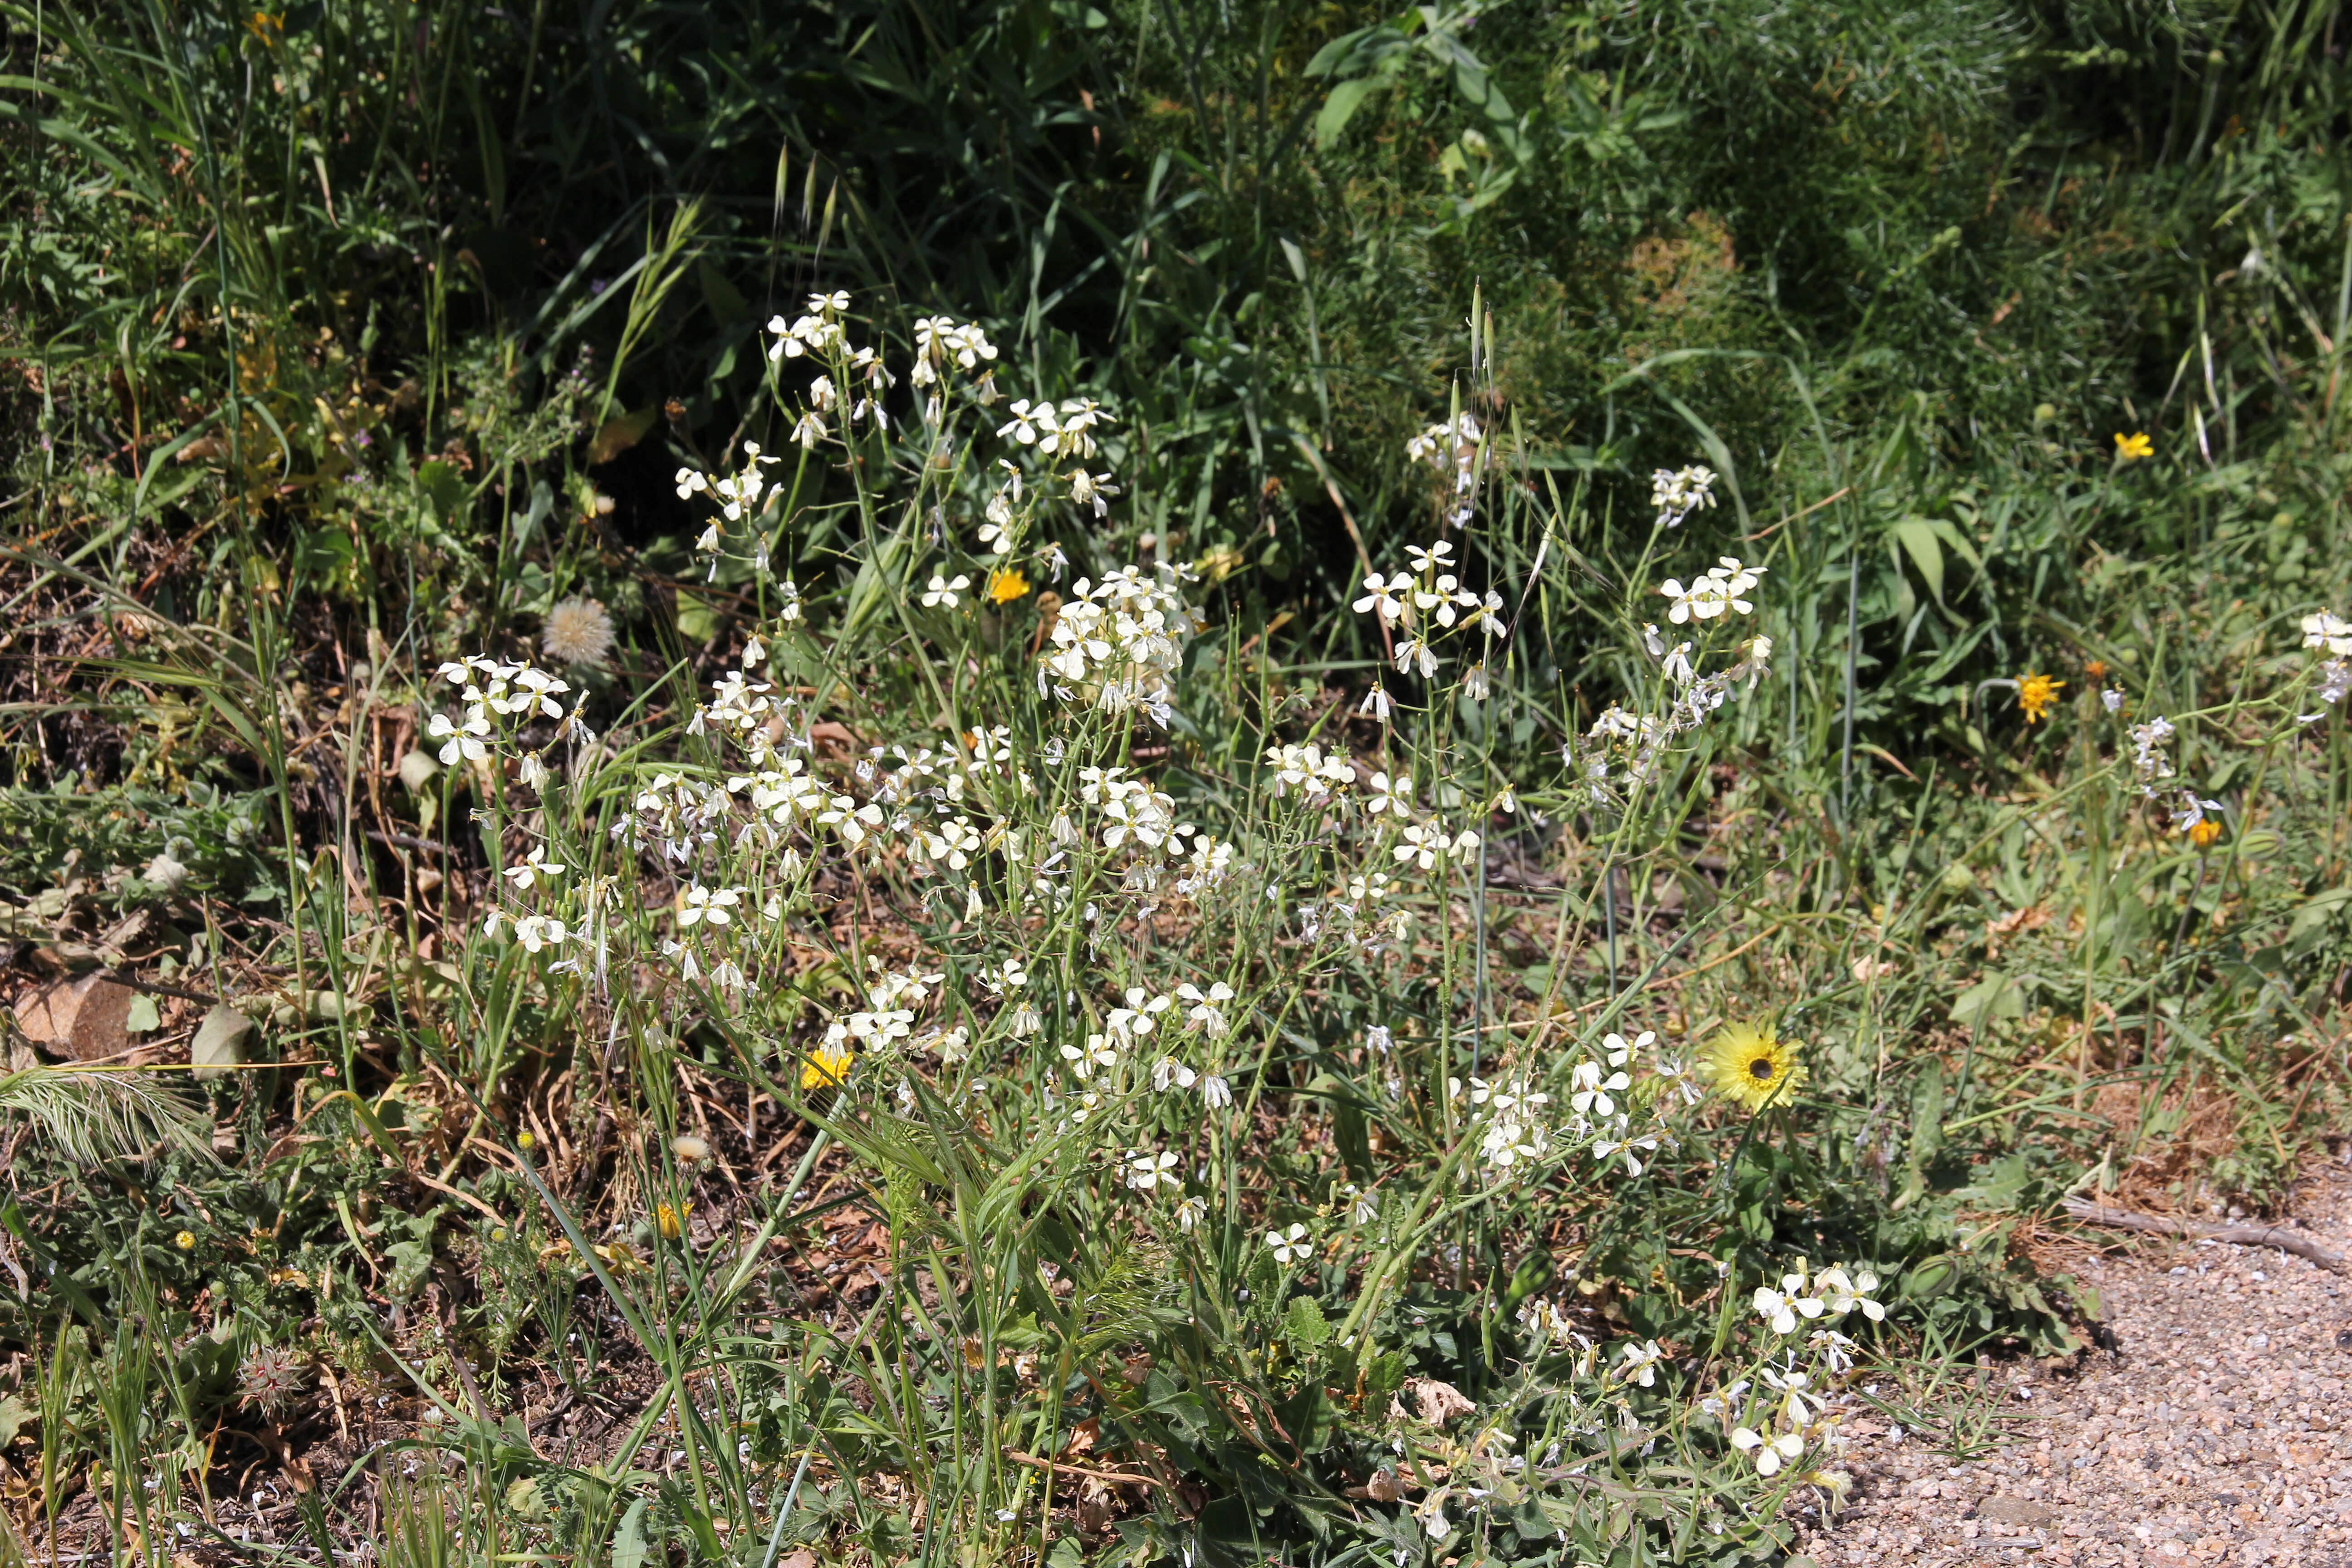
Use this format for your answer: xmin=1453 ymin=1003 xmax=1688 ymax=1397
xmin=1798 ymin=1166 xmax=2352 ymax=1567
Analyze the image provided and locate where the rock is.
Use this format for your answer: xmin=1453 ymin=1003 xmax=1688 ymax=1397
xmin=14 ymin=972 xmax=135 ymax=1061
xmin=1977 ymin=1496 xmax=2057 ymax=1526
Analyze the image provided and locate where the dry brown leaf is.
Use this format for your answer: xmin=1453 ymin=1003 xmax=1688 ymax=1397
xmin=1058 ymin=1416 xmax=1099 ymax=1459
xmin=586 ymin=407 xmax=658 ymax=466
xmin=1406 ymin=1376 xmax=1475 ymax=1425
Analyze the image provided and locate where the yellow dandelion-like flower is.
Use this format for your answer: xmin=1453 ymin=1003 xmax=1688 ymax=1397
xmin=2188 ymin=818 xmax=2222 ymax=848
xmin=656 ymin=1201 xmax=691 ymax=1240
xmin=986 ymin=568 xmax=1030 ymax=605
xmin=801 ymin=1043 xmax=854 ymax=1092
xmin=174 ymin=1230 xmax=196 ymax=1251
xmin=2113 ymin=431 xmax=2152 ymax=462
xmin=1703 ymin=1022 xmax=1805 ymax=1113
xmin=1195 ymin=543 xmax=1246 ymax=583
xmin=2017 ymin=672 xmax=2064 ymax=723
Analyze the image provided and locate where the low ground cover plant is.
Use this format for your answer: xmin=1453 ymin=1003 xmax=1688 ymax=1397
xmin=2 ymin=2 xmax=2350 ymax=1565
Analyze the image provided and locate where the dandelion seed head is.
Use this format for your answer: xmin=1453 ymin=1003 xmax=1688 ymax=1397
xmin=543 ymin=598 xmax=617 ymax=666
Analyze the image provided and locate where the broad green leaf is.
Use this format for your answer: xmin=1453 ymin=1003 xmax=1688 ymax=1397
xmin=1314 ymin=77 xmax=1383 ymax=149
xmin=1890 ymin=518 xmax=1946 ymax=605
xmin=674 ymin=588 xmax=720 ymax=645
xmin=2288 ymin=885 xmax=2352 ymax=940
xmin=611 ymin=1497 xmax=650 ymax=1568
xmin=1949 ymin=970 xmax=2025 ymax=1028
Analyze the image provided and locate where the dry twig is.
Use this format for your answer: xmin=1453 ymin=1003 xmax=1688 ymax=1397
xmin=2061 ymin=1197 xmax=2347 ymax=1273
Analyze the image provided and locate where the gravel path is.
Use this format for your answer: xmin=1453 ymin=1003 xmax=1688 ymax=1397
xmin=1796 ymin=1166 xmax=2352 ymax=1567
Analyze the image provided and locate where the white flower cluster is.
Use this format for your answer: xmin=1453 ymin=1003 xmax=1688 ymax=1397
xmin=2112 ymin=713 xmax=2228 ymax=834
xmin=1567 ymin=556 xmax=1774 ymax=808
xmin=1351 ymin=538 xmax=1505 ymax=694
xmin=1567 ymin=1034 xmax=1634 ymax=1121
xmin=1043 ymin=973 xmax=1240 ymax=1140
xmin=763 ymin=294 xmax=895 ymax=445
xmin=1298 ymin=867 xmax=1411 ymax=955
xmin=676 ymin=443 xmax=776 ymax=523
xmin=998 ymin=397 xmax=1112 ymax=460
xmin=768 ymin=291 xmax=850 ymax=359
xmin=1405 ymin=412 xmax=1485 ymax=523
xmin=1659 ymin=556 xmax=1763 ymax=623
xmin=1039 ymin=565 xmax=1204 ymax=724
xmin=1650 ymin=463 xmax=1719 ymax=528
xmin=2302 ymin=611 xmax=2352 ymax=706
xmin=691 ymin=654 xmax=797 ymax=758
xmin=1700 ymin=1259 xmax=1892 ymax=1478
xmin=1725 ymin=1366 xmax=1820 ymax=1477
xmin=2127 ymin=715 xmax=2175 ymax=794
xmin=1265 ymin=741 xmax=1355 ymax=803
xmin=483 ymin=847 xmax=571 ymax=953
xmin=1080 ymin=766 xmax=1192 ymax=857
xmin=823 ymin=962 xmax=946 ymax=1054
xmin=1516 ymin=1295 xmax=1594 ymax=1356
xmin=1442 ymin=1073 xmax=1552 ymax=1172
xmin=426 ymin=656 xmax=584 ymax=792
xmin=1752 ymin=1260 xmax=1885 ymax=1334
xmin=982 ymin=960 xmax=1043 ymax=1038
xmin=910 ymin=315 xmax=999 ymax=393
xmin=1394 ymin=821 xmax=1480 ymax=871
